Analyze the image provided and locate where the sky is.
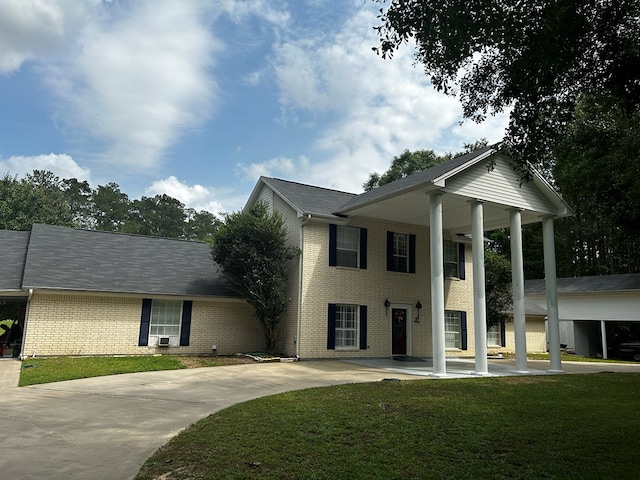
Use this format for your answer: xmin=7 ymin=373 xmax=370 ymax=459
xmin=0 ymin=0 xmax=510 ymax=216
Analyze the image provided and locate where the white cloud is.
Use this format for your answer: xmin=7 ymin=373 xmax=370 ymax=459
xmin=0 ymin=153 xmax=91 ymax=182
xmin=145 ymin=176 xmax=247 ymax=216
xmin=236 ymin=156 xmax=311 ymax=182
xmin=267 ymin=4 xmax=510 ymax=193
xmin=0 ymin=0 xmax=96 ymax=74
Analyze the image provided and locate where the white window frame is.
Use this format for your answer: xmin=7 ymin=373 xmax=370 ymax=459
xmin=487 ymin=324 xmax=502 ymax=348
xmin=149 ymin=300 xmax=182 ymax=347
xmin=444 ymin=240 xmax=459 ymax=278
xmin=445 ymin=310 xmax=461 ymax=349
xmin=392 ymin=232 xmax=409 ymax=273
xmin=335 ymin=304 xmax=359 ymax=350
xmin=336 ymin=225 xmax=359 ymax=268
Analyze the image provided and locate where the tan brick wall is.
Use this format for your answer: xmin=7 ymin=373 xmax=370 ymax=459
xmin=494 ymin=317 xmax=547 ymax=354
xmin=296 ymin=217 xmax=476 ymax=359
xmin=22 ymin=292 xmax=263 ymax=357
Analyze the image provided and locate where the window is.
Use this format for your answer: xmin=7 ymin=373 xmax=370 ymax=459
xmin=150 ymin=300 xmax=182 ymax=342
xmin=487 ymin=322 xmax=506 ymax=348
xmin=327 ymin=304 xmax=367 ymax=350
xmin=444 ymin=240 xmax=465 ymax=279
xmin=138 ymin=299 xmax=193 ymax=347
xmin=329 ymin=224 xmax=367 ymax=269
xmin=335 ymin=304 xmax=358 ymax=348
xmin=445 ymin=310 xmax=467 ymax=350
xmin=387 ymin=231 xmax=416 ymax=273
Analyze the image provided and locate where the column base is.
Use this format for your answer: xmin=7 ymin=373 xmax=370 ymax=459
xmin=547 ymin=369 xmax=565 ymax=374
xmin=472 ymin=371 xmax=491 ymax=376
xmin=513 ymin=370 xmax=531 ymax=375
xmin=430 ymin=372 xmax=448 ymax=378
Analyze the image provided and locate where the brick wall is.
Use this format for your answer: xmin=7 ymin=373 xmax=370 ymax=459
xmin=22 ymin=292 xmax=263 ymax=357
xmin=296 ymin=217 xmax=475 ymax=359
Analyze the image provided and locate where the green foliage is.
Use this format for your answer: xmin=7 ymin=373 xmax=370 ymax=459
xmin=211 ymin=202 xmax=300 ymax=353
xmin=373 ymin=0 xmax=640 ymax=171
xmin=484 ymin=250 xmax=511 ymax=327
xmin=0 ymin=171 xmax=74 ymax=230
xmin=0 ymin=170 xmax=219 ymax=241
xmin=136 ymin=373 xmax=640 ymax=480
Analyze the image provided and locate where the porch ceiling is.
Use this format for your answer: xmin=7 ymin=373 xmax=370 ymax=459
xmin=345 ymin=188 xmax=547 ymax=234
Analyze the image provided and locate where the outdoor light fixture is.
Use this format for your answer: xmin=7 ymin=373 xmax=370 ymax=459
xmin=415 ymin=300 xmax=422 ymax=322
xmin=384 ymin=298 xmax=391 ymax=314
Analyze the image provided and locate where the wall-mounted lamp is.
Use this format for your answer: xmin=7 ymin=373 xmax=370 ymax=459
xmin=384 ymin=298 xmax=391 ymax=315
xmin=415 ymin=300 xmax=422 ymax=323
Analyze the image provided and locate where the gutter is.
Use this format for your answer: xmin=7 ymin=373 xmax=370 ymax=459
xmin=295 ymin=214 xmax=312 ymax=359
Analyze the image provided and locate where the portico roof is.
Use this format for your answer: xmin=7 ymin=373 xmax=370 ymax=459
xmin=253 ymin=147 xmax=573 ymax=233
xmin=335 ymin=147 xmax=573 ymax=233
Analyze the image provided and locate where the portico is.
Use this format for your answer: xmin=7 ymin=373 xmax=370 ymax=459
xmin=336 ymin=146 xmax=573 ymax=375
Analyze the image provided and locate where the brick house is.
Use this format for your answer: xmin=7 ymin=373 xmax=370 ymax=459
xmin=1 ymin=147 xmax=572 ymax=374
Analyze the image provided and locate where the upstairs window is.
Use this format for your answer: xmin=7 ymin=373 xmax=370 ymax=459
xmin=444 ymin=240 xmax=466 ymax=279
xmin=329 ymin=224 xmax=367 ymax=269
xmin=387 ymin=231 xmax=416 ymax=273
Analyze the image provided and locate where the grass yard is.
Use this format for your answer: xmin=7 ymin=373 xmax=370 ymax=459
xmin=136 ymin=373 xmax=640 ymax=480
xmin=18 ymin=355 xmax=253 ymax=386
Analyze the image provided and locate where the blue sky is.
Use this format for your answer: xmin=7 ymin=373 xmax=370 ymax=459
xmin=0 ymin=0 xmax=509 ymax=215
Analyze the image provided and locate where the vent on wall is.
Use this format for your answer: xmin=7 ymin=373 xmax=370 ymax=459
xmin=158 ymin=337 xmax=171 ymax=347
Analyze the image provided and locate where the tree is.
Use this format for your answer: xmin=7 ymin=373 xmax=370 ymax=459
xmin=373 ymin=0 xmax=640 ymax=171
xmin=126 ymin=194 xmax=187 ymax=238
xmin=0 ymin=172 xmax=73 ymax=230
xmin=91 ymin=183 xmax=130 ymax=232
xmin=185 ymin=209 xmax=220 ymax=242
xmin=210 ymin=203 xmax=300 ymax=354
xmin=484 ymin=250 xmax=512 ymax=327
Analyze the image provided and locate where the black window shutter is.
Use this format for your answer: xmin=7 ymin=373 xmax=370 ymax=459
xmin=359 ymin=305 xmax=367 ymax=350
xmin=500 ymin=320 xmax=506 ymax=347
xmin=138 ymin=298 xmax=152 ymax=346
xmin=329 ymin=224 xmax=337 ymax=266
xmin=179 ymin=300 xmax=193 ymax=346
xmin=327 ymin=303 xmax=337 ymax=349
xmin=460 ymin=311 xmax=468 ymax=350
xmin=458 ymin=243 xmax=466 ymax=280
xmin=359 ymin=228 xmax=367 ymax=270
xmin=409 ymin=234 xmax=416 ymax=273
xmin=386 ymin=231 xmax=394 ymax=271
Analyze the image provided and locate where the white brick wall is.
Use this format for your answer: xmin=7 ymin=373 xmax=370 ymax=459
xmin=296 ymin=217 xmax=476 ymax=359
xmin=23 ymin=292 xmax=264 ymax=357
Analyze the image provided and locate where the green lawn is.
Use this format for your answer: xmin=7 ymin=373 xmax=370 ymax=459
xmin=18 ymin=355 xmax=256 ymax=386
xmin=136 ymin=373 xmax=640 ymax=480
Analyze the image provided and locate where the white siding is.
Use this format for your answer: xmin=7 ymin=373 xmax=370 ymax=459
xmin=444 ymin=156 xmax=556 ymax=214
xmin=257 ymin=185 xmax=274 ymax=211
xmin=528 ymin=292 xmax=640 ymax=321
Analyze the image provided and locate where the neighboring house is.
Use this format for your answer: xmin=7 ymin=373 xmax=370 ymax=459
xmin=0 ymin=224 xmax=263 ymax=357
xmin=1 ymin=147 xmax=572 ymax=374
xmin=525 ymin=273 xmax=640 ymax=359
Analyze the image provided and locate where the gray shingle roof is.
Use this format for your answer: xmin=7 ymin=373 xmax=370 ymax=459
xmin=525 ymin=273 xmax=640 ymax=294
xmin=0 ymin=230 xmax=31 ymax=291
xmin=261 ymin=177 xmax=356 ymax=218
xmin=7 ymin=224 xmax=237 ymax=298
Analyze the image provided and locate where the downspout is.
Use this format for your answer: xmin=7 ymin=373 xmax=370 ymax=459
xmin=295 ymin=214 xmax=311 ymax=359
xmin=20 ymin=288 xmax=34 ymax=360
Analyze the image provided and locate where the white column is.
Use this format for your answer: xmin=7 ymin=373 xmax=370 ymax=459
xmin=430 ymin=192 xmax=446 ymax=376
xmin=542 ymin=216 xmax=563 ymax=373
xmin=510 ymin=209 xmax=528 ymax=373
xmin=601 ymin=321 xmax=608 ymax=360
xmin=470 ymin=200 xmax=488 ymax=375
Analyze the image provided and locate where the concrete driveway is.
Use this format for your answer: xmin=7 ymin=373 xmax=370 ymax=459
xmin=1 ymin=358 xmax=638 ymax=480
xmin=0 ymin=360 xmax=419 ymax=480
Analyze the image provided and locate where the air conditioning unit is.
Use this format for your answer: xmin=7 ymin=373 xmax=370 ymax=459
xmin=158 ymin=337 xmax=171 ymax=347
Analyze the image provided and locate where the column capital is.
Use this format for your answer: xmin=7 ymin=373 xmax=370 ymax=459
xmin=467 ymin=198 xmax=485 ymax=205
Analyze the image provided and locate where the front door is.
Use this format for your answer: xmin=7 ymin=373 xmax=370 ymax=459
xmin=391 ymin=308 xmax=408 ymax=355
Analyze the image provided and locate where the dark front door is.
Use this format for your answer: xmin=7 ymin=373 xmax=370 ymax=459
xmin=392 ymin=308 xmax=407 ymax=355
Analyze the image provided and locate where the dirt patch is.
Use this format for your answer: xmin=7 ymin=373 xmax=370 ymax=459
xmin=178 ymin=355 xmax=257 ymax=368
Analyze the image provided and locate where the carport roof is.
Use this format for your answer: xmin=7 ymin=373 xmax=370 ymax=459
xmin=2 ymin=224 xmax=237 ymax=298
xmin=525 ymin=273 xmax=640 ymax=294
